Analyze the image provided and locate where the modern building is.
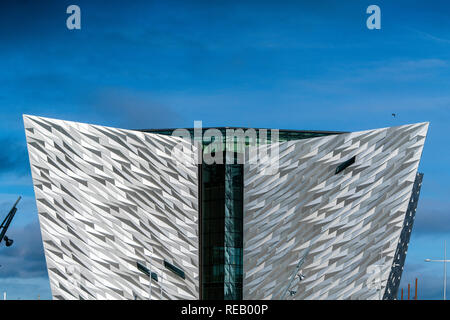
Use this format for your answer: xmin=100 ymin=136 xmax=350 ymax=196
xmin=23 ymin=115 xmax=428 ymax=300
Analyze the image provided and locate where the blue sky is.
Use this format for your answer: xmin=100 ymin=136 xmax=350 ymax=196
xmin=0 ymin=0 xmax=449 ymax=299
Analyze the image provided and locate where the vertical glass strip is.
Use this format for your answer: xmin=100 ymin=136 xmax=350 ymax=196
xmin=201 ymin=164 xmax=225 ymax=299
xmin=224 ymin=164 xmax=243 ymax=300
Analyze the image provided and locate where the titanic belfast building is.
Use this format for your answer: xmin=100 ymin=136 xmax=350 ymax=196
xmin=23 ymin=115 xmax=428 ymax=300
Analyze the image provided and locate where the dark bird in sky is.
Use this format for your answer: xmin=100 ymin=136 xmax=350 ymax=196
xmin=392 ymin=113 xmax=396 ymax=117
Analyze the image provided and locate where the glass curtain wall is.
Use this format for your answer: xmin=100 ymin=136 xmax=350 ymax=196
xmin=201 ymin=161 xmax=243 ymax=300
xmin=139 ymin=127 xmax=342 ymax=300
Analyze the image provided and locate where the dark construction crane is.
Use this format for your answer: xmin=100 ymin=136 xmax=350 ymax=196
xmin=0 ymin=196 xmax=21 ymax=247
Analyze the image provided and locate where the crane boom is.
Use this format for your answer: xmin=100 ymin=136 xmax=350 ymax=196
xmin=0 ymin=196 xmax=21 ymax=245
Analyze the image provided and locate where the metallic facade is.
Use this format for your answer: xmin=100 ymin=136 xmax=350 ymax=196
xmin=24 ymin=115 xmax=428 ymax=300
xmin=243 ymin=123 xmax=428 ymax=300
xmin=24 ymin=115 xmax=199 ymax=300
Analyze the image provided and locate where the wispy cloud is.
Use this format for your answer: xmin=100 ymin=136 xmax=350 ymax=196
xmin=0 ymin=221 xmax=47 ymax=279
xmin=86 ymin=88 xmax=184 ymax=129
xmin=413 ymin=200 xmax=450 ymax=236
xmin=0 ymin=276 xmax=51 ymax=300
xmin=293 ymin=58 xmax=449 ymax=92
xmin=406 ymin=27 xmax=450 ymax=45
xmin=0 ymin=137 xmax=30 ymax=177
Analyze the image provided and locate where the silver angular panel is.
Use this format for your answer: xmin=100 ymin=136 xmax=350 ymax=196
xmin=243 ymin=123 xmax=428 ymax=300
xmin=24 ymin=115 xmax=199 ymax=300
